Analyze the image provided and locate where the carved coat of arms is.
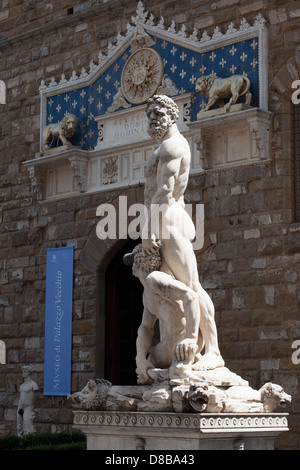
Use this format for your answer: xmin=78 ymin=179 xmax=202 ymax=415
xmin=121 ymin=48 xmax=164 ymax=105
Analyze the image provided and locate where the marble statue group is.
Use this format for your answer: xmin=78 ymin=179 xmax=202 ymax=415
xmin=135 ymin=94 xmax=224 ymax=383
xmin=69 ymin=94 xmax=291 ymax=414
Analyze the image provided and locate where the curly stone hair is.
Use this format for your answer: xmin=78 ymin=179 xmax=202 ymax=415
xmin=61 ymin=113 xmax=78 ymax=139
xmin=196 ymin=74 xmax=217 ymax=92
xmin=146 ymin=94 xmax=179 ymax=123
xmin=132 ymin=243 xmax=162 ymax=277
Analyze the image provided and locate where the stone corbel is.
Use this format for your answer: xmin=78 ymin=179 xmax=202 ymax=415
xmin=68 ymin=155 xmax=88 ymax=192
xmin=247 ymin=113 xmax=271 ymax=160
xmin=195 ymin=129 xmax=212 ymax=170
xmin=188 ymin=107 xmax=272 ymax=170
xmin=27 ymin=165 xmax=46 ymax=201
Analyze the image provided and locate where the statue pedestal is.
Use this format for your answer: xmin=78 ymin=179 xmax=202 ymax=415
xmin=73 ymin=411 xmax=289 ymax=451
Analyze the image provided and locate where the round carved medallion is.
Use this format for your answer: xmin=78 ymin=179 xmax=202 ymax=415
xmin=121 ymin=48 xmax=164 ymax=105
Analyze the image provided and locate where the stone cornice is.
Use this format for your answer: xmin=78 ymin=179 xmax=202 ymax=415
xmin=0 ymin=0 xmax=136 ymax=51
xmin=73 ymin=410 xmax=289 ymax=436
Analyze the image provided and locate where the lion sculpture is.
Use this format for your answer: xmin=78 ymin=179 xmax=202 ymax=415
xmin=68 ymin=378 xmax=291 ymax=414
xmin=195 ymin=73 xmax=252 ymax=112
xmin=42 ymin=112 xmax=78 ymax=151
xmin=188 ymin=382 xmax=292 ymax=413
xmin=68 ymin=379 xmax=150 ymax=411
xmin=67 ymin=379 xmax=112 ymax=410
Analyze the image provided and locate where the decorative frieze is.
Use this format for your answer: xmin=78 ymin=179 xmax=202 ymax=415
xmin=23 ymin=106 xmax=272 ymax=199
xmin=73 ymin=410 xmax=289 ymax=450
xmin=73 ymin=410 xmax=289 ymax=435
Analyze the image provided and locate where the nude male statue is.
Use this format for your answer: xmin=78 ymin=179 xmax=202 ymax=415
xmin=143 ymin=94 xmax=224 ymax=371
xmin=17 ymin=365 xmax=39 ymax=436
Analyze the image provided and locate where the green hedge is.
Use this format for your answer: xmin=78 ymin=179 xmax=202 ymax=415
xmin=0 ymin=432 xmax=86 ymax=450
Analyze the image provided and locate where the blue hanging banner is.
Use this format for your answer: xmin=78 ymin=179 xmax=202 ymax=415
xmin=44 ymin=246 xmax=74 ymax=396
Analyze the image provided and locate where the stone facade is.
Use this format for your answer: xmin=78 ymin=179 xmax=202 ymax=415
xmin=0 ymin=0 xmax=300 ymax=450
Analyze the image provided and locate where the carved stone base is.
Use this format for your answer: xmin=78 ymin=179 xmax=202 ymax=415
xmin=197 ymin=103 xmax=250 ymax=120
xmin=73 ymin=411 xmax=289 ymax=450
xmin=40 ymin=143 xmax=80 ymax=157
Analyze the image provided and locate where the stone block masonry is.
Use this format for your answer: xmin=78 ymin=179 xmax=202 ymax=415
xmin=0 ymin=0 xmax=300 ymax=450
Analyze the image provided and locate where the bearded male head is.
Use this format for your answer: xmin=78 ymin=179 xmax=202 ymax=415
xmin=146 ymin=95 xmax=179 ymax=141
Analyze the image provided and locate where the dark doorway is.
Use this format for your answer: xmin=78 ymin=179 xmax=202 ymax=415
xmin=105 ymin=239 xmax=143 ymax=385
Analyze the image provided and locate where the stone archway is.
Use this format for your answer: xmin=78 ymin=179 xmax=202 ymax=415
xmin=80 ymin=228 xmax=143 ymax=381
xmin=79 ymin=185 xmax=145 ymax=380
xmin=269 ymin=56 xmax=300 ymax=222
xmin=104 ymin=238 xmax=143 ymax=385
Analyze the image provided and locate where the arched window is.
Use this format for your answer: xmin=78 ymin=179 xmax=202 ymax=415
xmin=0 ymin=81 xmax=6 ymax=104
xmin=0 ymin=340 xmax=6 ymax=364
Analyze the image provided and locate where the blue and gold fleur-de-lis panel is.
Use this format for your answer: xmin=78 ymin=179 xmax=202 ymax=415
xmin=46 ymin=35 xmax=259 ymax=151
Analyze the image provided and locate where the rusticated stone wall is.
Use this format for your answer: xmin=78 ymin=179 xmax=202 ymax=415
xmin=1 ymin=0 xmax=300 ymax=449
